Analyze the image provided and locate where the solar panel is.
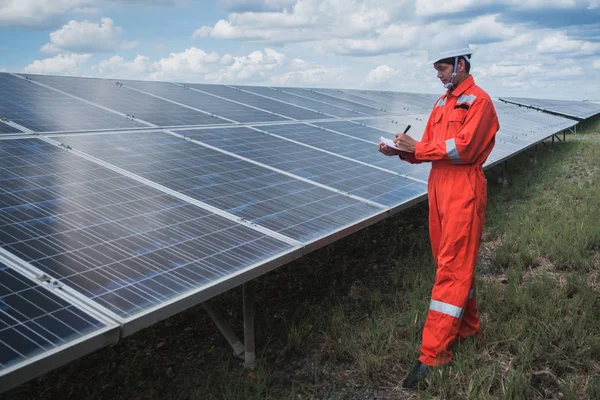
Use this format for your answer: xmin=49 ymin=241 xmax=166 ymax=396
xmin=0 ymin=73 xmax=144 ymax=133
xmin=256 ymin=123 xmax=430 ymax=181
xmin=317 ymin=89 xmax=435 ymax=114
xmin=122 ymin=80 xmax=290 ymax=124
xmin=0 ymin=261 xmax=117 ymax=392
xmin=187 ymin=84 xmax=327 ymax=121
xmin=0 ymin=122 xmax=21 ymax=134
xmin=0 ymin=138 xmax=295 ymax=320
xmin=277 ymin=87 xmax=390 ymax=116
xmin=234 ymin=86 xmax=365 ymax=118
xmin=500 ymin=97 xmax=600 ymax=120
xmin=21 ymin=74 xmax=229 ymax=127
xmin=53 ymin=132 xmax=383 ymax=242
xmin=178 ymin=127 xmax=427 ymax=207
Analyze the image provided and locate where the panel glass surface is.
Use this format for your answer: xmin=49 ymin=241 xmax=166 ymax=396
xmin=0 ymin=263 xmax=106 ymax=371
xmin=0 ymin=139 xmax=294 ymax=318
xmin=181 ymin=127 xmax=427 ymax=207
xmin=187 ymin=84 xmax=326 ymax=121
xmin=235 ymin=86 xmax=365 ymax=118
xmin=501 ymin=97 xmax=600 ymax=120
xmin=0 ymin=73 xmax=143 ymax=133
xmin=122 ymin=80 xmax=289 ymax=124
xmin=279 ymin=87 xmax=389 ymax=116
xmin=21 ymin=74 xmax=228 ymax=127
xmin=56 ymin=132 xmax=382 ymax=242
xmin=0 ymin=122 xmax=21 ymax=134
xmin=313 ymin=89 xmax=430 ymax=115
xmin=257 ymin=123 xmax=430 ymax=181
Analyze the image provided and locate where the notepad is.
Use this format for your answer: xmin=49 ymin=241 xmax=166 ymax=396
xmin=379 ymin=136 xmax=406 ymax=151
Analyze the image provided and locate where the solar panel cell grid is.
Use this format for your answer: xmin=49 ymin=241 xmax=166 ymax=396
xmin=21 ymin=74 xmax=228 ymax=127
xmin=0 ymin=122 xmax=21 ymax=134
xmin=0 ymin=139 xmax=295 ymax=319
xmin=55 ymin=131 xmax=383 ymax=242
xmin=0 ymin=73 xmax=143 ymax=133
xmin=0 ymin=263 xmax=105 ymax=370
xmin=122 ymin=80 xmax=290 ymax=124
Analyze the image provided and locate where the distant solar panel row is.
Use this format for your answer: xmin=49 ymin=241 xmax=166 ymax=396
xmin=500 ymin=97 xmax=600 ymax=120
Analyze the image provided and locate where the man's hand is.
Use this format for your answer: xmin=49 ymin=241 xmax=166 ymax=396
xmin=394 ymin=133 xmax=417 ymax=152
xmin=378 ymin=142 xmax=403 ymax=156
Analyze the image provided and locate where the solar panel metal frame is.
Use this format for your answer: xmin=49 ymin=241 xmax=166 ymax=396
xmin=499 ymin=97 xmax=600 ymax=121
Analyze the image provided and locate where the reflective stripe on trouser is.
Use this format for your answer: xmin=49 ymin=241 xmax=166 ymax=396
xmin=419 ymin=164 xmax=486 ymax=367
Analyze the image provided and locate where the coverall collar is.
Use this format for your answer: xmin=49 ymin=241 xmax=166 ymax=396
xmin=446 ymin=74 xmax=475 ymax=98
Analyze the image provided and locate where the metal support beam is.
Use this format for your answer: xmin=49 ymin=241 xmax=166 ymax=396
xmin=552 ymin=135 xmax=555 ymax=150
xmin=532 ymin=145 xmax=538 ymax=165
xmin=554 ymin=133 xmax=563 ymax=143
xmin=502 ymin=160 xmax=508 ymax=187
xmin=243 ymin=282 xmax=256 ymax=370
xmin=203 ymin=303 xmax=244 ymax=358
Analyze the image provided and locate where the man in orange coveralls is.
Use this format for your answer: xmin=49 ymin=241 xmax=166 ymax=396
xmin=379 ymin=32 xmax=500 ymax=389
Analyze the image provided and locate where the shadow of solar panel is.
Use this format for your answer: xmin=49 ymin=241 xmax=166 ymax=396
xmin=122 ymin=80 xmax=290 ymax=124
xmin=256 ymin=123 xmax=430 ymax=182
xmin=234 ymin=86 xmax=365 ymax=119
xmin=0 ymin=263 xmax=112 ymax=373
xmin=21 ymin=74 xmax=228 ymax=127
xmin=0 ymin=139 xmax=295 ymax=319
xmin=178 ymin=127 xmax=427 ymax=207
xmin=54 ymin=132 xmax=383 ymax=242
xmin=187 ymin=84 xmax=327 ymax=121
xmin=0 ymin=73 xmax=144 ymax=133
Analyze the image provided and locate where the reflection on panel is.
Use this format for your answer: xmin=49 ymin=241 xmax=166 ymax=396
xmin=181 ymin=127 xmax=427 ymax=207
xmin=21 ymin=74 xmax=227 ymax=127
xmin=122 ymin=80 xmax=290 ymax=124
xmin=0 ymin=138 xmax=293 ymax=318
xmin=0 ymin=73 xmax=143 ymax=133
xmin=57 ymin=132 xmax=382 ymax=242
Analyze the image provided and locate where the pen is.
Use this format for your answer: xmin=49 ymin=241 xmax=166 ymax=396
xmin=403 ymin=124 xmax=411 ymax=134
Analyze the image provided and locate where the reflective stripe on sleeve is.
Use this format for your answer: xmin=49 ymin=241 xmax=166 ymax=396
xmin=445 ymin=138 xmax=461 ymax=163
xmin=469 ymin=289 xmax=476 ymax=299
xmin=430 ymin=300 xmax=464 ymax=318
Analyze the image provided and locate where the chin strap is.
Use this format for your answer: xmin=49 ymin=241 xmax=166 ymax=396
xmin=443 ymin=56 xmax=459 ymax=89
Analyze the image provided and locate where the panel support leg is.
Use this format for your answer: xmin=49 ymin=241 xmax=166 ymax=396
xmin=532 ymin=145 xmax=538 ymax=165
xmin=203 ymin=303 xmax=245 ymax=358
xmin=243 ymin=282 xmax=256 ymax=370
xmin=502 ymin=161 xmax=508 ymax=187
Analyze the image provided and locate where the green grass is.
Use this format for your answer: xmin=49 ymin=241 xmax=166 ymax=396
xmin=6 ymin=117 xmax=600 ymax=400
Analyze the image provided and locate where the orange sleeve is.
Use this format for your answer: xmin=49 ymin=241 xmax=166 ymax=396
xmin=400 ymin=99 xmax=438 ymax=164
xmin=414 ymin=99 xmax=499 ymax=164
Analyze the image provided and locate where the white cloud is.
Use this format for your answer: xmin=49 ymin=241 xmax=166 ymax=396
xmin=366 ymin=64 xmax=399 ymax=84
xmin=593 ymin=59 xmax=600 ymax=69
xmin=207 ymin=48 xmax=286 ymax=81
xmin=461 ymin=14 xmax=516 ymax=43
xmin=41 ymin=17 xmax=136 ymax=53
xmin=0 ymin=0 xmax=93 ymax=27
xmin=88 ymin=47 xmax=220 ymax=81
xmin=536 ymin=32 xmax=600 ymax=55
xmin=23 ymin=53 xmax=92 ymax=75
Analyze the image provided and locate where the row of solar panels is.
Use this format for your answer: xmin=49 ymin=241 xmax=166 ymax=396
xmin=0 ymin=72 xmax=578 ymax=392
xmin=500 ymin=96 xmax=600 ymax=121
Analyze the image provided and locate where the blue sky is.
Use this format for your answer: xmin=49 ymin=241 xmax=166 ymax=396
xmin=1 ymin=0 xmax=599 ymax=100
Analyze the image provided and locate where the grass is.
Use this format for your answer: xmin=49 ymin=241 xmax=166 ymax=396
xmin=4 ymin=117 xmax=600 ymax=400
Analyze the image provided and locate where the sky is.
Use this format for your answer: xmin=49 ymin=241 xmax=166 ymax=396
xmin=1 ymin=0 xmax=599 ymax=100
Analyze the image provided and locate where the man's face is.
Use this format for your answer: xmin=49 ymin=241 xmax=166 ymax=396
xmin=433 ymin=62 xmax=454 ymax=87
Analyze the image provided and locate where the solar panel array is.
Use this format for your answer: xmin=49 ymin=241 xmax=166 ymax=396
xmin=0 ymin=71 xmax=579 ymax=392
xmin=500 ymin=96 xmax=600 ymax=120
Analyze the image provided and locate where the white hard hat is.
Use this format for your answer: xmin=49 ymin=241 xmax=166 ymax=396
xmin=427 ymin=32 xmax=473 ymax=65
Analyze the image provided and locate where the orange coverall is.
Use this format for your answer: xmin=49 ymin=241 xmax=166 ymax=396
xmin=403 ymin=75 xmax=500 ymax=366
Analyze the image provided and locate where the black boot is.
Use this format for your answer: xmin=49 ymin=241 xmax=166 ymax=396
xmin=402 ymin=361 xmax=430 ymax=389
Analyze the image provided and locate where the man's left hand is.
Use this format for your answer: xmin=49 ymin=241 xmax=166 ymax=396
xmin=394 ymin=133 xmax=417 ymax=152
